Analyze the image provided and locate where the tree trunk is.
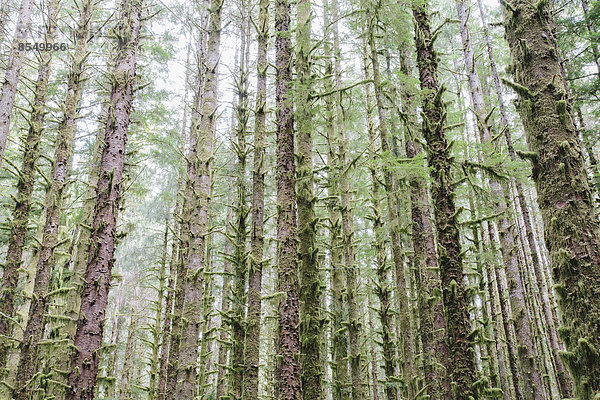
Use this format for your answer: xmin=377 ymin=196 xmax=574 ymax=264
xmin=0 ymin=0 xmax=33 ymax=165
xmin=0 ymin=0 xmax=35 ymax=373
xmin=296 ymin=0 xmax=323 ymax=397
xmin=175 ymin=0 xmax=222 ymax=395
xmin=331 ymin=2 xmax=365 ymax=399
xmin=216 ymin=207 xmax=233 ymax=400
xmin=66 ymin=1 xmax=143 ymax=397
xmin=119 ymin=313 xmax=138 ymax=399
xmin=502 ymin=1 xmax=600 ymax=398
xmin=10 ymin=0 xmax=61 ymax=394
xmin=323 ymin=1 xmax=350 ymax=398
xmin=157 ymin=209 xmax=178 ymax=400
xmin=274 ymin=0 xmax=301 ymax=395
xmin=412 ymin=2 xmax=478 ymax=398
xmin=476 ymin=1 xmax=573 ymax=396
xmin=149 ymin=219 xmax=170 ymax=400
xmin=107 ymin=303 xmax=124 ymax=398
xmin=455 ymin=1 xmax=545 ymax=398
xmin=365 ymin=3 xmax=415 ymax=396
xmin=242 ymin=0 xmax=268 ymax=395
xmin=0 ymin=0 xmax=59 ymax=385
xmin=362 ymin=42 xmax=397 ymax=400
xmin=166 ymin=36 xmax=196 ymax=400
xmin=396 ymin=39 xmax=452 ymax=400
xmin=231 ymin=3 xmax=250 ymax=396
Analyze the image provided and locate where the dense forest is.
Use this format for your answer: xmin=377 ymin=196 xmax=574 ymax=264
xmin=0 ymin=0 xmax=599 ymax=398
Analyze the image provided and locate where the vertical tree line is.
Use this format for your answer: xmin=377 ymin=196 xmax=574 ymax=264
xmin=0 ymin=0 xmax=599 ymax=399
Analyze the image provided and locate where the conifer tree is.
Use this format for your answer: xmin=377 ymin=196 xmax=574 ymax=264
xmin=66 ymin=1 xmax=144 ymax=397
xmin=412 ymin=1 xmax=478 ymax=397
xmin=503 ymin=1 xmax=600 ymax=398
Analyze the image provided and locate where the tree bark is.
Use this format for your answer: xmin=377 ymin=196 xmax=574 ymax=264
xmin=412 ymin=2 xmax=478 ymax=398
xmin=455 ymin=1 xmax=545 ymax=398
xmin=0 ymin=0 xmax=35 ymax=373
xmin=274 ymin=0 xmax=301 ymax=396
xmin=149 ymin=219 xmax=170 ymax=400
xmin=242 ymin=0 xmax=268 ymax=396
xmin=296 ymin=0 xmax=323 ymax=397
xmin=502 ymin=1 xmax=600 ymax=398
xmin=66 ymin=1 xmax=143 ymax=397
xmin=231 ymin=3 xmax=250 ymax=396
xmin=476 ymin=1 xmax=573 ymax=396
xmin=119 ymin=312 xmax=138 ymax=399
xmin=0 ymin=0 xmax=33 ymax=165
xmin=362 ymin=41 xmax=398 ymax=400
xmin=10 ymin=0 xmax=61 ymax=394
xmin=0 ymin=0 xmax=59 ymax=383
xmin=323 ymin=1 xmax=350 ymax=398
xmin=157 ymin=208 xmax=179 ymax=400
xmin=175 ymin=0 xmax=222 ymax=396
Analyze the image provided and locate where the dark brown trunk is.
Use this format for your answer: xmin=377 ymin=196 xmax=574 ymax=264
xmin=412 ymin=3 xmax=478 ymax=398
xmin=66 ymin=1 xmax=143 ymax=397
xmin=274 ymin=0 xmax=300 ymax=396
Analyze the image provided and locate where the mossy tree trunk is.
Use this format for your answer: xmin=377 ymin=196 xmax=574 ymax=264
xmin=502 ymin=1 xmax=600 ymax=398
xmin=477 ymin=1 xmax=573 ymax=396
xmin=412 ymin=2 xmax=478 ymax=398
xmin=332 ymin=2 xmax=365 ymax=398
xmin=323 ymin=1 xmax=350 ymax=398
xmin=158 ymin=208 xmax=179 ymax=400
xmin=230 ymin=1 xmax=250 ymax=396
xmin=274 ymin=0 xmax=301 ymax=395
xmin=216 ymin=206 xmax=233 ymax=400
xmin=65 ymin=1 xmax=143 ymax=397
xmin=119 ymin=312 xmax=138 ymax=399
xmin=365 ymin=2 xmax=415 ymax=396
xmin=361 ymin=39 xmax=398 ymax=400
xmin=455 ymin=1 xmax=546 ymax=398
xmin=0 ymin=0 xmax=59 ymax=388
xmin=0 ymin=0 xmax=33 ymax=165
xmin=242 ymin=0 xmax=268 ymax=396
xmin=175 ymin=0 xmax=222 ymax=396
xmin=296 ymin=0 xmax=323 ymax=397
xmin=0 ymin=0 xmax=35 ymax=373
xmin=149 ymin=219 xmax=170 ymax=400
xmin=397 ymin=40 xmax=452 ymax=400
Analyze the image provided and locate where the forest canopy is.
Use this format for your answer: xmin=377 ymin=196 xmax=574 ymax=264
xmin=0 ymin=0 xmax=600 ymax=399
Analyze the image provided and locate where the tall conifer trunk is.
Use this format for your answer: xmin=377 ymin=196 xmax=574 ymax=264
xmin=11 ymin=0 xmax=62 ymax=394
xmin=323 ymin=1 xmax=350 ymax=398
xmin=365 ymin=3 xmax=415 ymax=395
xmin=0 ymin=0 xmax=59 ymax=381
xmin=297 ymin=0 xmax=323 ymax=396
xmin=66 ymin=1 xmax=143 ymax=397
xmin=455 ymin=1 xmax=545 ymax=398
xmin=0 ymin=0 xmax=35 ymax=372
xmin=274 ymin=0 xmax=301 ymax=395
xmin=175 ymin=0 xmax=222 ymax=396
xmin=242 ymin=0 xmax=268 ymax=395
xmin=503 ymin=1 xmax=600 ymax=398
xmin=0 ymin=0 xmax=33 ymax=165
xmin=412 ymin=2 xmax=478 ymax=398
xmin=476 ymin=1 xmax=572 ymax=395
